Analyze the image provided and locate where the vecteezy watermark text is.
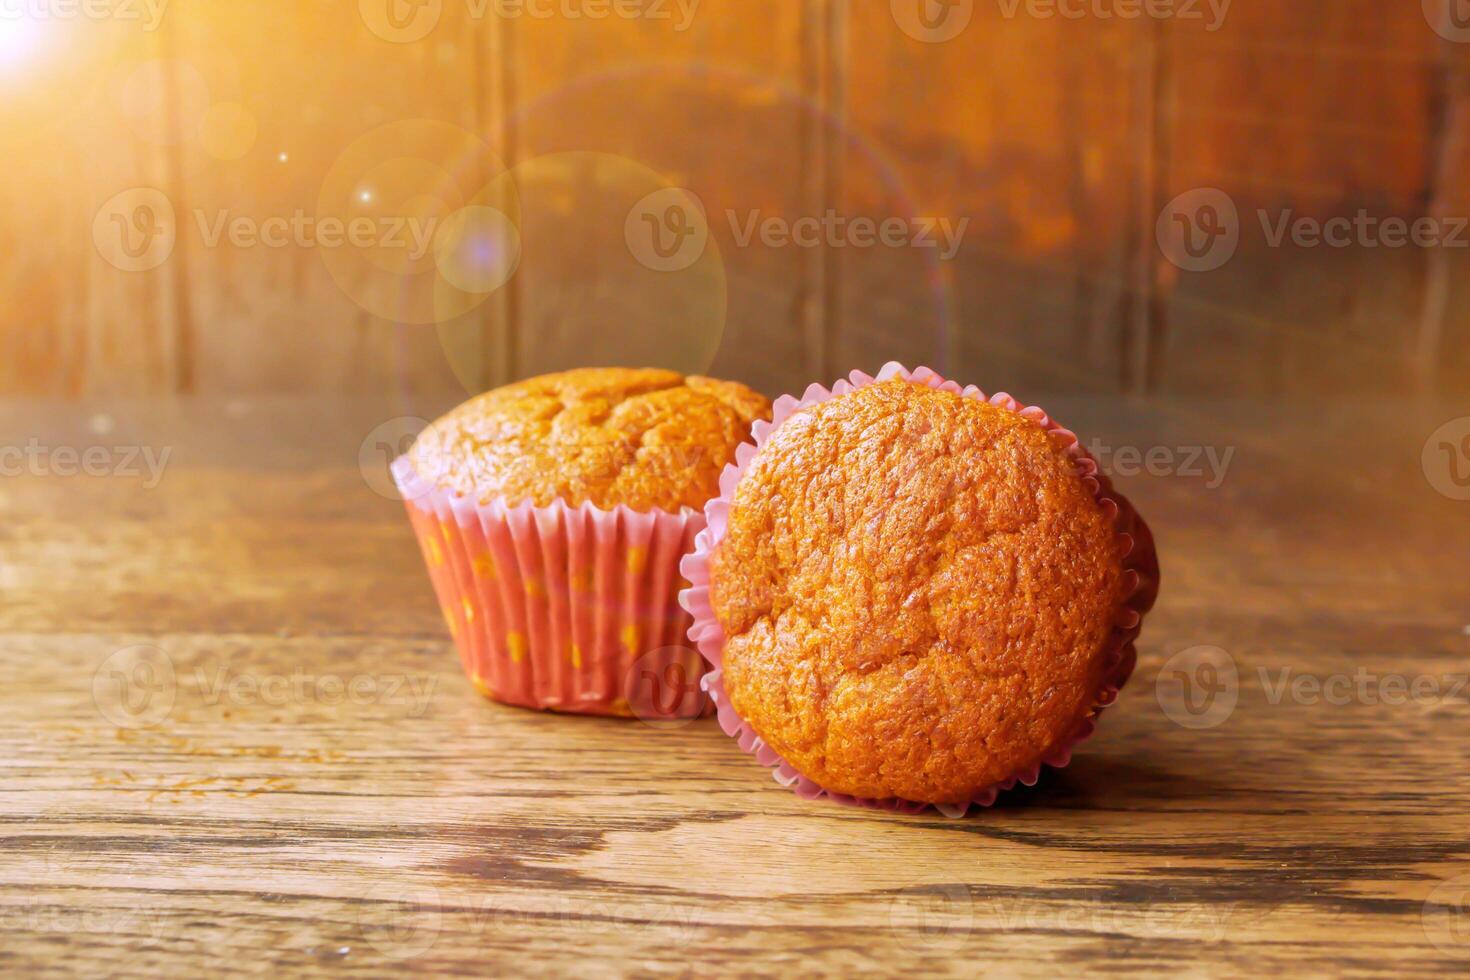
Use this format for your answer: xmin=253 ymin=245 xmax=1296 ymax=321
xmin=0 ymin=0 xmax=169 ymax=30
xmin=193 ymin=210 xmax=439 ymax=260
xmin=0 ymin=439 xmax=170 ymax=487
xmin=357 ymin=882 xmax=700 ymax=960
xmin=892 ymin=0 xmax=1228 ymax=42
xmin=1158 ymin=188 xmax=1470 ymax=272
xmin=193 ymin=665 xmax=438 ymax=717
xmin=1157 ymin=645 xmax=1470 ymax=730
xmin=1085 ymin=439 xmax=1234 ymax=489
xmin=1257 ymin=211 xmax=1470 ymax=250
xmin=470 ymin=0 xmax=699 ymax=28
xmin=622 ymin=191 xmax=971 ymax=272
xmin=725 ymin=210 xmax=969 ymax=260
xmin=95 ymin=188 xmax=452 ymax=273
xmin=995 ymin=0 xmax=1230 ymax=31
xmin=92 ymin=646 xmax=440 ymax=729
xmin=360 ymin=0 xmax=700 ymax=43
xmin=1258 ymin=666 xmax=1469 ymax=709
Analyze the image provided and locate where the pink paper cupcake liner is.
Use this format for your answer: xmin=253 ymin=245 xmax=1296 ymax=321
xmin=678 ymin=362 xmax=1160 ymax=817
xmin=393 ymin=455 xmax=711 ymax=718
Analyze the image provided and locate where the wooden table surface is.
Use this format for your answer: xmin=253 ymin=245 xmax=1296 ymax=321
xmin=2 ymin=392 xmax=1468 ymax=977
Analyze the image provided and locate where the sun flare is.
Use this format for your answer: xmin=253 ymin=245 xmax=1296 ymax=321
xmin=0 ymin=13 xmax=47 ymax=71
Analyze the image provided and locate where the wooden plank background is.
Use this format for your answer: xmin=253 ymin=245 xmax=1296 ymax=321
xmin=0 ymin=0 xmax=1466 ymax=403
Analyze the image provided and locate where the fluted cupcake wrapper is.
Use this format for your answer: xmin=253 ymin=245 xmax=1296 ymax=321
xmin=678 ymin=362 xmax=1160 ymax=817
xmin=393 ymin=456 xmax=711 ymax=719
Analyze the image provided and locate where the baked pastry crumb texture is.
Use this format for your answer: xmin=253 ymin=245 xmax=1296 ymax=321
xmin=412 ymin=367 xmax=770 ymax=512
xmin=709 ymin=377 xmax=1130 ymax=804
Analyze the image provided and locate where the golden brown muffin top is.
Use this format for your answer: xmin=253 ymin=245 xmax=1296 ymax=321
xmin=409 ymin=367 xmax=770 ymax=512
xmin=709 ymin=378 xmax=1126 ymax=805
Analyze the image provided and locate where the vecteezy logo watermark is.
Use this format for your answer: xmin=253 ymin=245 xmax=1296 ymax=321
xmin=1158 ymin=650 xmax=1470 ymax=730
xmin=1155 ymin=645 xmax=1239 ymax=730
xmin=624 ymin=647 xmax=709 ymax=729
xmin=1424 ymin=873 xmax=1470 ymax=955
xmin=1423 ymin=417 xmax=1470 ymax=501
xmin=360 ymin=416 xmax=433 ymax=500
xmin=92 ymin=646 xmax=178 ymax=729
xmin=0 ymin=439 xmax=172 ymax=486
xmin=625 ymin=187 xmax=710 ymax=273
xmin=360 ymin=0 xmax=700 ymax=42
xmin=1424 ymin=0 xmax=1470 ymax=43
xmin=1085 ymin=439 xmax=1235 ymax=489
xmin=995 ymin=0 xmax=1230 ymax=30
xmin=1156 ymin=188 xmax=1240 ymax=272
xmin=726 ymin=210 xmax=969 ymax=261
xmin=358 ymin=882 xmax=443 ymax=959
xmin=888 ymin=884 xmax=973 ymax=953
xmin=93 ymin=187 xmax=176 ymax=273
xmin=0 ymin=0 xmax=170 ymax=30
xmin=1159 ymin=187 xmax=1470 ymax=272
xmin=359 ymin=0 xmax=442 ymax=42
xmin=95 ymin=187 xmax=515 ymax=280
xmin=891 ymin=0 xmax=974 ymax=43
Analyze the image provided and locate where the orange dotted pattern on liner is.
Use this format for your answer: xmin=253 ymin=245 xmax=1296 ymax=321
xmin=709 ymin=378 xmax=1127 ymax=805
xmin=401 ymin=486 xmax=712 ymax=718
xmin=396 ymin=367 xmax=766 ymax=718
xmin=408 ymin=367 xmax=771 ymax=512
xmin=506 ymin=632 xmax=527 ymax=664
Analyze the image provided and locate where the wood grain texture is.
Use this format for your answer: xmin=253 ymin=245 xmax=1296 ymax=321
xmin=169 ymin=0 xmax=488 ymax=399
xmin=840 ymin=3 xmax=1148 ymax=394
xmin=0 ymin=16 xmax=182 ymax=397
xmin=1154 ymin=0 xmax=1469 ymax=399
xmin=501 ymin=0 xmax=812 ymax=394
xmin=5 ymin=2 xmax=1470 ymax=403
xmin=2 ymin=395 xmax=1468 ymax=976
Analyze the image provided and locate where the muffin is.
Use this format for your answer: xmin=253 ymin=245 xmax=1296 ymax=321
xmin=394 ymin=367 xmax=770 ymax=718
xmin=680 ymin=363 xmax=1158 ymax=814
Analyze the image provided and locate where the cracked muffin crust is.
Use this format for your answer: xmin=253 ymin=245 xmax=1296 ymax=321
xmin=410 ymin=367 xmax=770 ymax=512
xmin=708 ymin=377 xmax=1129 ymax=805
